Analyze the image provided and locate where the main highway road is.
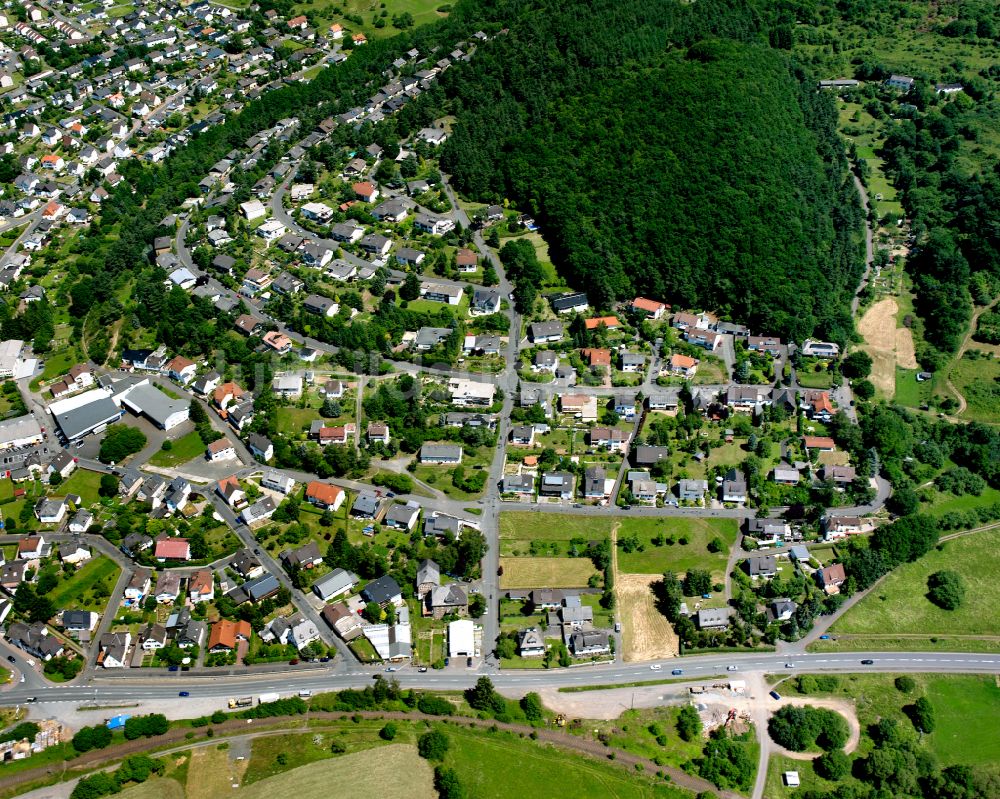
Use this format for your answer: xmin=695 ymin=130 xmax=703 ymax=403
xmin=5 ymin=652 xmax=999 ymax=708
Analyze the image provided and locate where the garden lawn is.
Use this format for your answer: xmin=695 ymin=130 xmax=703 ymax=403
xmin=38 ymin=349 xmax=78 ymax=383
xmin=275 ymin=407 xmax=321 ymax=437
xmin=831 ymin=528 xmax=1000 ymax=639
xmin=615 ymin=517 xmax=737 ymax=578
xmin=893 ymin=367 xmax=931 ymax=408
xmin=48 ymin=557 xmax=121 ymax=611
xmin=148 ymin=431 xmax=206 ymax=467
xmin=60 ymin=468 xmax=106 ymax=507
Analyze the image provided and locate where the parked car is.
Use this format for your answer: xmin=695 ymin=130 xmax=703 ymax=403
xmin=168 ymin=665 xmax=179 ymax=672
xmin=819 ymin=634 xmax=830 ymax=640
xmin=466 ymin=657 xmax=473 ymax=667
xmin=418 ymin=666 xmax=428 ymax=673
xmin=769 ymin=690 xmax=781 ymax=700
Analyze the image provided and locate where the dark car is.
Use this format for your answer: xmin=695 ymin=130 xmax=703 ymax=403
xmin=444 ymin=657 xmax=450 ymax=667
xmin=168 ymin=665 xmax=179 ymax=672
xmin=671 ymin=669 xmax=683 ymax=675
xmin=861 ymin=659 xmax=875 ymax=665
xmin=6 ymin=655 xmax=15 ymax=663
xmin=769 ymin=690 xmax=781 ymax=700
xmin=467 ymin=657 xmax=473 ymax=667
xmin=319 ymin=657 xmax=330 ymax=663
xmin=179 ymin=691 xmax=190 ymax=697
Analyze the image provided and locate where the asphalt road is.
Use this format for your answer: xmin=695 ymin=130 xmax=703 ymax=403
xmin=4 ymin=651 xmax=999 ymax=709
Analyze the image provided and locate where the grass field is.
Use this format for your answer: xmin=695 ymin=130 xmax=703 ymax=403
xmin=809 ymin=636 xmax=1000 ymax=654
xmin=48 ymin=556 xmax=120 ymax=612
xmin=117 ymin=778 xmax=186 ymax=799
xmin=444 ymin=725 xmax=687 ymax=799
xmin=499 ymin=556 xmax=599 ymax=589
xmin=925 ymin=486 xmax=1000 ymax=518
xmin=615 ymin=517 xmax=737 ymax=578
xmin=148 ymin=431 xmax=206 ymax=468
xmin=498 ymin=512 xmax=612 ymax=556
xmin=950 ymin=353 xmax=1000 ymax=423
xmin=830 ymin=528 xmax=1000 ymax=641
xmin=583 ymin=706 xmax=705 ymax=769
xmin=777 ymin=672 xmax=1000 ymax=769
xmin=60 ymin=468 xmax=105 ymax=508
xmin=244 ymin=744 xmax=434 ymax=799
xmin=186 ymin=747 xmax=234 ymax=799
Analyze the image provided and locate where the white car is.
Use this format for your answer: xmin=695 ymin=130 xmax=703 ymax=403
xmin=727 ymin=665 xmax=738 ymax=671
xmin=649 ymin=664 xmax=662 ymax=671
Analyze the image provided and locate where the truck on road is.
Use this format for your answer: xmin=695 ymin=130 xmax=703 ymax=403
xmin=228 ymin=697 xmax=253 ymax=708
xmin=258 ymin=692 xmax=280 ymax=704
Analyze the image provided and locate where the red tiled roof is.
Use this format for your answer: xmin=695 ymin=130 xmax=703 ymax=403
xmin=584 ymin=316 xmax=620 ymax=330
xmin=306 ymin=481 xmax=343 ymax=506
xmin=154 ymin=538 xmax=190 ymax=560
xmin=631 ymin=297 xmax=666 ymax=313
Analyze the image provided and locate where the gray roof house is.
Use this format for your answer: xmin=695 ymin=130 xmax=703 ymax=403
xmin=419 ymin=444 xmax=463 ymax=464
xmin=312 ymin=568 xmax=359 ymax=601
xmin=745 ymin=555 xmax=778 ymax=579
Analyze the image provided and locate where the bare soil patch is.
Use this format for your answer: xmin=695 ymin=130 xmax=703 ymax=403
xmin=858 ymin=298 xmax=899 ymax=397
xmin=895 ymin=327 xmax=918 ymax=369
xmin=617 ymin=573 xmax=678 ymax=662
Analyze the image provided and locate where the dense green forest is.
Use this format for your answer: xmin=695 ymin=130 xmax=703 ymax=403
xmin=783 ymin=0 xmax=1000 ymax=365
xmin=437 ymin=0 xmax=864 ymax=341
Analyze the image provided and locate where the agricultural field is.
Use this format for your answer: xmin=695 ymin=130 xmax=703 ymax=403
xmin=118 ymin=779 xmax=186 ymax=799
xmin=617 ymin=573 xmax=678 ymax=662
xmin=499 ymin=556 xmax=598 ymax=589
xmin=615 ymin=517 xmax=737 ymax=578
xmin=241 ymin=745 xmax=435 ymax=799
xmin=828 ymin=528 xmax=1000 ymax=646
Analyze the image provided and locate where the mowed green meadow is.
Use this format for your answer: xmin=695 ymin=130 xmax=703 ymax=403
xmin=830 ymin=529 xmax=1000 ymax=639
xmin=615 ymin=517 xmax=737 ymax=577
xmin=498 ymin=512 xmax=737 ymax=580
